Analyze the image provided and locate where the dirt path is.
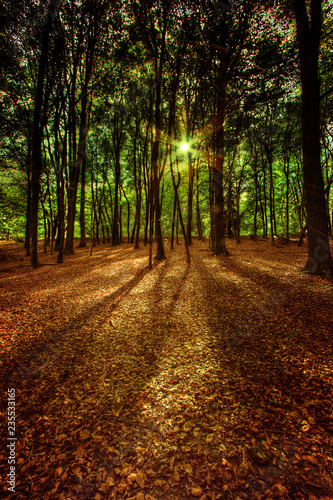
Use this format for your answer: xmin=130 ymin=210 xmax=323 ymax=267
xmin=1 ymin=239 xmax=333 ymax=499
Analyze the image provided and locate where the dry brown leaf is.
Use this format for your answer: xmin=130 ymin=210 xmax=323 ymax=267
xmin=106 ymin=476 xmax=115 ymax=487
xmin=75 ymin=447 xmax=85 ymax=458
xmin=184 ymin=463 xmax=193 ymax=474
xmin=80 ymin=429 xmax=90 ymax=440
xmin=55 ymin=466 xmax=63 ymax=477
xmin=117 ymin=478 xmax=127 ymax=494
xmin=136 ymin=470 xmax=145 ymax=489
xmin=145 ymin=469 xmax=157 ymax=477
xmin=303 ymin=455 xmax=318 ymax=465
xmin=154 ymin=479 xmax=169 ymax=491
xmin=271 ymin=484 xmax=288 ymax=496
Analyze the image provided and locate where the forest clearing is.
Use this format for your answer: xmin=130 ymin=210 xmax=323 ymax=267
xmin=1 ymin=238 xmax=333 ymax=499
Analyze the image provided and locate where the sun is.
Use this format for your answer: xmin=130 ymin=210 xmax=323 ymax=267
xmin=181 ymin=142 xmax=189 ymax=152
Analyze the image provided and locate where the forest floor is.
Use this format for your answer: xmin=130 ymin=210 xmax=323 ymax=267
xmin=0 ymin=237 xmax=333 ymax=500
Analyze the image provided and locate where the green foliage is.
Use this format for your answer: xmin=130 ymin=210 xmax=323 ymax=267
xmin=0 ymin=0 xmax=332 ymax=251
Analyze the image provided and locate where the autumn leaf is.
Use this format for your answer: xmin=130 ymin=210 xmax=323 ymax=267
xmin=136 ymin=470 xmax=145 ymax=489
xmin=173 ymin=469 xmax=180 ymax=481
xmin=191 ymin=486 xmax=203 ymax=497
xmin=272 ymin=484 xmax=288 ymax=496
xmin=184 ymin=463 xmax=193 ymax=474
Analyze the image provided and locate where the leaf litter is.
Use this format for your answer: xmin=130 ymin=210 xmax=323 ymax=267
xmin=0 ymin=238 xmax=333 ymax=499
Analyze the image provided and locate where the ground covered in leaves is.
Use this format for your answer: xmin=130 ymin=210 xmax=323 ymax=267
xmin=1 ymin=237 xmax=333 ymax=500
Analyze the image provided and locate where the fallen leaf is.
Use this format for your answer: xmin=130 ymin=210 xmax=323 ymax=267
xmin=303 ymin=455 xmax=318 ymax=465
xmin=106 ymin=476 xmax=115 ymax=487
xmin=117 ymin=478 xmax=127 ymax=494
xmin=272 ymin=484 xmax=288 ymax=496
xmin=185 ymin=463 xmax=193 ymax=474
xmin=55 ymin=466 xmax=63 ymax=477
xmin=81 ymin=429 xmax=90 ymax=440
xmin=75 ymin=447 xmax=85 ymax=458
xmin=136 ymin=470 xmax=145 ymax=489
xmin=154 ymin=479 xmax=169 ymax=491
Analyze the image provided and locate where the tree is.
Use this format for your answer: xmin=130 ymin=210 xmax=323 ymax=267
xmin=293 ymin=0 xmax=333 ymax=274
xmin=132 ymin=0 xmax=170 ymax=261
xmin=30 ymin=2 xmax=57 ymax=268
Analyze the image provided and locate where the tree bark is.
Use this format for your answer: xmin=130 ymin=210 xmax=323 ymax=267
xmin=186 ymin=152 xmax=194 ymax=245
xmin=30 ymin=10 xmax=54 ymax=268
xmin=293 ymin=0 xmax=333 ymax=273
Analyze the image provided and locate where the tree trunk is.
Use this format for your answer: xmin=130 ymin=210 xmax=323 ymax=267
xmin=151 ymin=28 xmax=166 ymax=260
xmin=25 ymin=168 xmax=32 ymax=256
xmin=171 ymin=169 xmax=181 ymax=250
xmin=170 ymin=158 xmax=190 ymax=263
xmin=196 ymin=164 xmax=203 ymax=241
xmin=268 ymin=150 xmax=275 ymax=246
xmin=186 ymin=152 xmax=193 ymax=245
xmin=293 ymin=0 xmax=333 ymax=274
xmin=78 ymin=156 xmax=87 ymax=247
xmin=212 ymin=78 xmax=228 ymax=255
xmin=112 ymin=168 xmax=120 ymax=245
xmin=285 ymin=157 xmax=290 ymax=242
xmin=57 ymin=174 xmax=65 ymax=263
xmin=253 ymin=154 xmax=258 ymax=240
xmin=30 ymin=13 xmax=54 ymax=268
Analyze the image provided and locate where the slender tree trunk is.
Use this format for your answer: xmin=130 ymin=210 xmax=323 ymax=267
xmin=212 ymin=80 xmax=228 ymax=255
xmin=56 ymin=120 xmax=66 ymax=263
xmin=135 ymin=179 xmax=141 ymax=249
xmin=41 ymin=200 xmax=47 ymax=253
xmin=236 ymin=193 xmax=241 ymax=244
xmin=186 ymin=152 xmax=193 ymax=245
xmin=170 ymin=158 xmax=190 ymax=263
xmin=30 ymin=13 xmax=54 ymax=268
xmin=285 ymin=157 xmax=290 ymax=242
xmin=78 ymin=156 xmax=87 ymax=247
xmin=65 ymin=28 xmax=94 ymax=254
xmin=57 ymin=175 xmax=65 ymax=263
xmin=171 ymin=168 xmax=181 ymax=250
xmin=176 ymin=208 xmax=179 ymax=245
xmin=112 ymin=169 xmax=120 ymax=245
xmin=262 ymin=166 xmax=268 ymax=238
xmin=196 ymin=165 xmax=203 ymax=241
xmin=171 ymin=194 xmax=177 ymax=251
xmin=209 ymin=165 xmax=215 ymax=250
xmin=151 ymin=43 xmax=166 ymax=260
xmin=253 ymin=156 xmax=258 ymax=240
xmin=268 ymin=151 xmax=275 ymax=246
xmin=121 ymin=186 xmax=130 ymax=243
xmin=25 ymin=168 xmax=32 ymax=256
